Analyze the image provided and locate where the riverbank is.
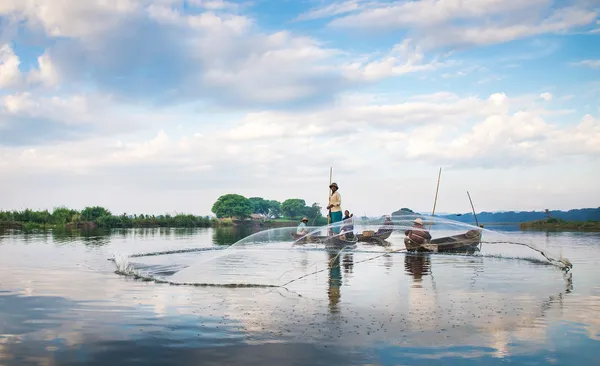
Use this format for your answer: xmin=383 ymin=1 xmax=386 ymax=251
xmin=0 ymin=217 xmax=321 ymax=232
xmin=520 ymin=219 xmax=600 ymax=232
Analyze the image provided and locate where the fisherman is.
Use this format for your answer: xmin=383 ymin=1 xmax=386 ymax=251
xmin=404 ymin=218 xmax=431 ymax=245
xmin=376 ymin=215 xmax=394 ymax=235
xmin=296 ymin=217 xmax=309 ymax=235
xmin=341 ymin=210 xmax=354 ymax=238
xmin=327 ymin=182 xmax=343 ymax=234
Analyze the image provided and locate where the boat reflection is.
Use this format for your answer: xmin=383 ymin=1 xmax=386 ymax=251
xmin=404 ymin=253 xmax=431 ymax=283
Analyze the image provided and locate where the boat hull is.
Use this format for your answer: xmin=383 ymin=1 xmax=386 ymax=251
xmin=356 ymin=230 xmax=392 ymax=245
xmin=404 ymin=229 xmax=482 ymax=253
xmin=290 ymin=232 xmax=327 ymax=243
xmin=323 ymin=235 xmax=358 ymax=249
xmin=291 ymin=232 xmax=357 ymax=249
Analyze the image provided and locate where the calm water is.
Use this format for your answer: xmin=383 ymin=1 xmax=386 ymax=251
xmin=0 ymin=226 xmax=599 ymax=365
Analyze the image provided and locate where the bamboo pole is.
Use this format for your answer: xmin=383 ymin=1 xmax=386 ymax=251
xmin=429 ymin=167 xmax=442 ymax=229
xmin=327 ymin=167 xmax=332 ymax=227
xmin=467 ymin=191 xmax=479 ymax=227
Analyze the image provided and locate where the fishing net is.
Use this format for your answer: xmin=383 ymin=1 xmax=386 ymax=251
xmin=110 ymin=214 xmax=572 ymax=289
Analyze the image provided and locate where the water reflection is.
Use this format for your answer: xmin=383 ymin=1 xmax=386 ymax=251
xmin=327 ymin=251 xmax=342 ymax=314
xmin=212 ymin=226 xmax=255 ymax=245
xmin=404 ymin=253 xmax=431 ymax=283
xmin=1 ymin=228 xmax=599 ymax=365
xmin=342 ymin=253 xmax=354 ymax=274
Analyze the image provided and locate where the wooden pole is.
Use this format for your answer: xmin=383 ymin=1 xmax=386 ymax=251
xmin=327 ymin=167 xmax=332 ymax=227
xmin=467 ymin=191 xmax=479 ymax=227
xmin=429 ymin=167 xmax=442 ymax=229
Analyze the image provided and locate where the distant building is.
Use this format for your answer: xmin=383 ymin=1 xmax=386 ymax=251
xmin=251 ymin=213 xmax=267 ymax=221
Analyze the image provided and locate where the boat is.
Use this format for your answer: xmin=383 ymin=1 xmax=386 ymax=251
xmin=290 ymin=231 xmax=327 ymax=243
xmin=356 ymin=229 xmax=392 ymax=245
xmin=404 ymin=229 xmax=482 ymax=254
xmin=291 ymin=231 xmax=357 ymax=249
xmin=323 ymin=234 xmax=358 ymax=250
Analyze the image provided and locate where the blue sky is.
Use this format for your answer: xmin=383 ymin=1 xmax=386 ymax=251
xmin=0 ymin=0 xmax=599 ymax=216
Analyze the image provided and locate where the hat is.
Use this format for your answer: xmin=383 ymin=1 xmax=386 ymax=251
xmin=329 ymin=182 xmax=339 ymax=189
xmin=301 ymin=217 xmax=308 ymax=222
xmin=413 ymin=218 xmax=424 ymax=225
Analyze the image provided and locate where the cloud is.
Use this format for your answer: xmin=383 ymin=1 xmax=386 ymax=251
xmin=0 ymin=44 xmax=22 ymax=88
xmin=0 ymin=91 xmax=170 ymax=146
xmin=341 ymin=39 xmax=454 ymax=81
xmin=0 ymin=1 xmax=462 ymax=112
xmin=0 ymin=44 xmax=61 ymax=89
xmin=2 ymin=90 xmax=597 ymax=173
xmin=572 ymin=59 xmax=600 ymax=68
xmin=323 ymin=0 xmax=597 ymax=48
xmin=295 ymin=0 xmax=364 ymax=21
xmin=398 ymin=112 xmax=600 ymax=168
xmin=0 ymin=90 xmax=598 ymax=214
xmin=540 ymin=92 xmax=553 ymax=101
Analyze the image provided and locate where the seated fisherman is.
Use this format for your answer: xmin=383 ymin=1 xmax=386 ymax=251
xmin=376 ymin=215 xmax=394 ymax=235
xmin=341 ymin=210 xmax=354 ymax=238
xmin=404 ymin=218 xmax=431 ymax=244
xmin=297 ymin=217 xmax=309 ymax=235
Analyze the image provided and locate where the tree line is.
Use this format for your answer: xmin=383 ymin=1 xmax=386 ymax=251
xmin=211 ymin=194 xmax=326 ymax=224
xmin=0 ymin=206 xmax=217 ymax=229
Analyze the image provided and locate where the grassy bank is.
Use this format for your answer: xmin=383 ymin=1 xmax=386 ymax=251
xmin=0 ymin=207 xmax=325 ymax=232
xmin=0 ymin=207 xmax=226 ymax=231
xmin=520 ymin=219 xmax=600 ymax=232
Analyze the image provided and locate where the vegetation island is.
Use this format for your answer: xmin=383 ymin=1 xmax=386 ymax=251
xmin=0 ymin=194 xmax=327 ymax=231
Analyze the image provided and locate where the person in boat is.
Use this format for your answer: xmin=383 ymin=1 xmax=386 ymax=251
xmin=341 ymin=210 xmax=354 ymax=238
xmin=327 ymin=182 xmax=342 ymax=234
xmin=375 ymin=215 xmax=394 ymax=235
xmin=404 ymin=217 xmax=431 ymax=246
xmin=296 ymin=217 xmax=309 ymax=236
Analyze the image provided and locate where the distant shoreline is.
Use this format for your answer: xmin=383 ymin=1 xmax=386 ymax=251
xmin=519 ymin=220 xmax=600 ymax=232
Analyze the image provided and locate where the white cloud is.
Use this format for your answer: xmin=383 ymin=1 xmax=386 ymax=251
xmin=188 ymin=0 xmax=241 ymax=11
xmin=342 ymin=39 xmax=453 ymax=81
xmin=573 ymin=59 xmax=600 ymax=68
xmin=0 ymin=44 xmax=21 ymax=88
xmin=27 ymin=52 xmax=60 ymax=87
xmin=1 ymin=90 xmax=598 ymax=214
xmin=0 ymin=0 xmax=142 ymax=38
xmin=324 ymin=0 xmax=597 ymax=48
xmin=540 ymin=92 xmax=553 ymax=101
xmin=0 ymin=44 xmax=61 ymax=89
xmin=295 ymin=0 xmax=364 ymax=21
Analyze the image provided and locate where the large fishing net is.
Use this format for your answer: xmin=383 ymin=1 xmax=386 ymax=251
xmin=110 ymin=214 xmax=573 ymax=289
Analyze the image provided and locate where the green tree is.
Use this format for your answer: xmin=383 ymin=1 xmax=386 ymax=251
xmin=281 ymin=199 xmax=306 ymax=219
xmin=212 ymin=194 xmax=253 ymax=219
xmin=248 ymin=197 xmax=271 ymax=216
xmin=267 ymin=200 xmax=281 ymax=218
xmin=303 ymin=202 xmax=323 ymax=220
xmin=81 ymin=206 xmax=112 ymax=222
xmin=52 ymin=207 xmax=77 ymax=225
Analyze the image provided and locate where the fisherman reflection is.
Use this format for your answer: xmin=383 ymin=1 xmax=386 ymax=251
xmin=342 ymin=253 xmax=354 ymax=274
xmin=404 ymin=253 xmax=431 ymax=283
xmin=327 ymin=251 xmax=342 ymax=313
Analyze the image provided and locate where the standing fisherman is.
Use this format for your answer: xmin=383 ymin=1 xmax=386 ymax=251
xmin=327 ymin=182 xmax=343 ymax=234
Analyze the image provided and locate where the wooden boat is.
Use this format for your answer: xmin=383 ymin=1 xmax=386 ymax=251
xmin=404 ymin=229 xmax=482 ymax=254
xmin=290 ymin=232 xmax=327 ymax=243
xmin=323 ymin=234 xmax=358 ymax=250
xmin=291 ymin=231 xmax=357 ymax=249
xmin=356 ymin=229 xmax=392 ymax=245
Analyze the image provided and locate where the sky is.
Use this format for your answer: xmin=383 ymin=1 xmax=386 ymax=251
xmin=0 ymin=0 xmax=599 ymax=217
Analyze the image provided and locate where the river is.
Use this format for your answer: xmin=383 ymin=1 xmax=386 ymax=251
xmin=0 ymin=225 xmax=598 ymax=365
